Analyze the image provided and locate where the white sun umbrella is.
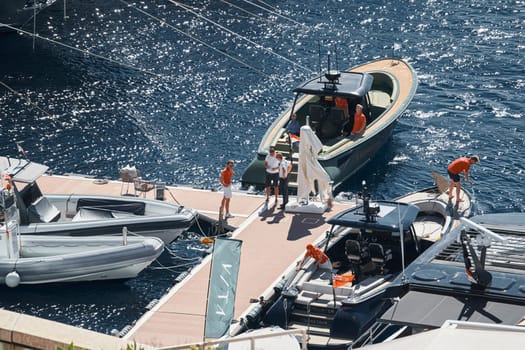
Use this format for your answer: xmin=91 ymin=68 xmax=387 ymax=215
xmin=296 ymin=124 xmax=332 ymax=204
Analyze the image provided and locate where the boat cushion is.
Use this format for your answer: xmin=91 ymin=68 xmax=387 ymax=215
xmin=28 ymin=196 xmax=61 ymax=223
xmin=76 ymin=198 xmax=146 ymax=215
xmin=301 ymin=280 xmax=354 ymax=297
xmin=72 ymin=207 xmax=115 ymax=221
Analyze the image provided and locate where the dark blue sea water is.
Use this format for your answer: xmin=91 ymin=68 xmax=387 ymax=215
xmin=0 ymin=0 xmax=524 ymax=335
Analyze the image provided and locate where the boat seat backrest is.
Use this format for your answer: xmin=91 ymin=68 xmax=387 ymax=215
xmin=328 ymin=108 xmax=346 ymax=125
xmin=28 ymin=196 xmax=61 ymax=223
xmin=320 ymin=108 xmax=346 ymax=139
xmin=309 ymin=104 xmax=325 ymax=124
xmin=345 ymin=239 xmax=369 ymax=263
xmin=369 ymin=243 xmax=392 ymax=265
xmin=19 ymin=182 xmax=44 ymax=208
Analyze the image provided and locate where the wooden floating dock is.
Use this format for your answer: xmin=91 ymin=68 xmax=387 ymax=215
xmin=34 ymin=174 xmax=353 ymax=348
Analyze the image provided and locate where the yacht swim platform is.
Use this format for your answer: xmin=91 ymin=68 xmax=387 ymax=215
xmin=34 ymin=173 xmax=352 ymax=347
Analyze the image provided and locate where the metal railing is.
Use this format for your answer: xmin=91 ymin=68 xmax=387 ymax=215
xmin=157 ymin=328 xmax=308 ymax=350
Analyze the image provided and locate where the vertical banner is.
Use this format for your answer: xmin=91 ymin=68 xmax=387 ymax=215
xmin=204 ymin=237 xmax=242 ymax=339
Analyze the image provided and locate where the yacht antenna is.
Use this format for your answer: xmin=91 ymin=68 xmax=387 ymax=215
xmin=334 ymin=44 xmax=339 ymax=72
xmin=357 ymin=181 xmax=379 ymax=222
xmin=318 ymin=41 xmax=322 ymax=82
xmin=398 ymin=203 xmax=407 ymax=283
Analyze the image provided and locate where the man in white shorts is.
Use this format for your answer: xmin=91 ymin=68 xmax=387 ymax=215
xmin=219 ymin=160 xmax=235 ymax=218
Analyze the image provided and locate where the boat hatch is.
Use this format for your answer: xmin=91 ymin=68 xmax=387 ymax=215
xmin=379 ymin=290 xmax=525 ymax=328
xmin=0 ymin=157 xmax=48 ymax=183
xmin=327 ymin=201 xmax=419 ymax=232
xmin=293 ymin=71 xmax=374 ymax=98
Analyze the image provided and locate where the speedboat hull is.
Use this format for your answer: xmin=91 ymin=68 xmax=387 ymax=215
xmin=20 ymin=193 xmax=198 ymax=244
xmin=0 ymin=157 xmax=198 ymax=244
xmin=0 ymin=235 xmax=164 ymax=286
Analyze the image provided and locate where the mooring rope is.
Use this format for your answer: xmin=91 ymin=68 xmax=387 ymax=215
xmin=0 ymin=23 xmax=162 ymax=77
xmin=239 ymin=0 xmax=309 ymax=28
xmin=118 ymin=0 xmax=271 ymax=77
xmin=163 ymin=0 xmax=314 ymax=73
xmin=0 ymin=80 xmax=58 ymax=122
xmin=218 ymin=0 xmax=276 ymax=25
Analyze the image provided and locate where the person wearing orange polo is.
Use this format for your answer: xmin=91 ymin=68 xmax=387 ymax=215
xmin=296 ymin=243 xmax=332 ymax=271
xmin=334 ymin=96 xmax=349 ymax=118
xmin=219 ymin=160 xmax=235 ymax=219
xmin=351 ymin=104 xmax=366 ymax=136
xmin=447 ymin=155 xmax=479 ymax=202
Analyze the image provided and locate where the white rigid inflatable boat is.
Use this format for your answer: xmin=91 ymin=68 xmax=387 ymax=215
xmin=0 ymin=185 xmax=164 ymax=287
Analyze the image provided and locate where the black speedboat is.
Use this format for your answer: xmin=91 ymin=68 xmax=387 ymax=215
xmin=235 ymin=181 xmax=471 ymax=349
xmin=352 ymin=212 xmax=525 ymax=348
xmin=241 ymin=58 xmax=418 ymax=192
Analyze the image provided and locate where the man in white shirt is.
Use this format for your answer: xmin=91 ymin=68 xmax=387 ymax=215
xmin=264 ymin=146 xmax=280 ymax=202
xmin=276 ymin=152 xmax=292 ymax=210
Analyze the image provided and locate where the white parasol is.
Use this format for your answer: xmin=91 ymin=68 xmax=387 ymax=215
xmin=286 ymin=124 xmax=332 ymax=213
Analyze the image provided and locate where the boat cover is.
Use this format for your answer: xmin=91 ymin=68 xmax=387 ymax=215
xmin=361 ymin=323 xmax=525 ymax=350
xmin=379 ymin=290 xmax=525 ymax=328
xmin=327 ymin=201 xmax=419 ymax=232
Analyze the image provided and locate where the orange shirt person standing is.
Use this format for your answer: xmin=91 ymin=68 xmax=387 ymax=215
xmin=296 ymin=244 xmax=332 ymax=271
xmin=351 ymin=104 xmax=366 ymax=136
xmin=447 ymin=155 xmax=479 ymax=202
xmin=219 ymin=160 xmax=235 ymax=219
xmin=334 ymin=97 xmax=349 ymax=118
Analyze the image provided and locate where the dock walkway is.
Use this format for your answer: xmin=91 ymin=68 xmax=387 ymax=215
xmin=36 ymin=175 xmax=352 ymax=348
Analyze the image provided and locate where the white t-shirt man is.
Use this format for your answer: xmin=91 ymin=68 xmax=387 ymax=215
xmin=265 ymin=153 xmax=280 ymax=174
xmin=279 ymin=158 xmax=291 ymax=179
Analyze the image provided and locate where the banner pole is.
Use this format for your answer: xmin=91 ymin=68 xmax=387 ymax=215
xmin=202 ymin=239 xmax=216 ymax=348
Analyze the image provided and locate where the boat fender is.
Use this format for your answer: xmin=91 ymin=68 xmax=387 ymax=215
xmin=273 ymin=277 xmax=287 ymax=294
xmin=5 ymin=271 xmax=20 ymax=288
xmin=201 ymin=237 xmax=214 ymax=244
xmin=245 ymin=304 xmax=263 ymax=326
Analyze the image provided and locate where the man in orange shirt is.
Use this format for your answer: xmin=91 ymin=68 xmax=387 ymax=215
xmin=334 ymin=97 xmax=349 ymax=118
xmin=296 ymin=243 xmax=332 ymax=272
xmin=447 ymin=155 xmax=479 ymax=201
xmin=219 ymin=160 xmax=235 ymax=219
xmin=351 ymin=104 xmax=367 ymax=136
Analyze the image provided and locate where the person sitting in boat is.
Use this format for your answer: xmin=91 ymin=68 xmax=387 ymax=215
xmin=285 ymin=113 xmax=301 ymax=137
xmin=342 ymin=104 xmax=367 ymax=137
xmin=296 ymin=243 xmax=332 ymax=272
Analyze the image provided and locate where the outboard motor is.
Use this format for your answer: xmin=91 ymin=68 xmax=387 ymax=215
xmin=1 ymin=185 xmax=22 ymax=287
xmin=0 ymin=185 xmax=21 ymax=260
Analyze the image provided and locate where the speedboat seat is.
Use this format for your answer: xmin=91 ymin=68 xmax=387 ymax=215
xmin=345 ymin=239 xmax=369 ymax=264
xmin=28 ymin=196 xmax=61 ymax=223
xmin=320 ymin=108 xmax=346 ymax=139
xmin=369 ymin=243 xmax=392 ymax=273
xmin=309 ymin=104 xmax=325 ymax=130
